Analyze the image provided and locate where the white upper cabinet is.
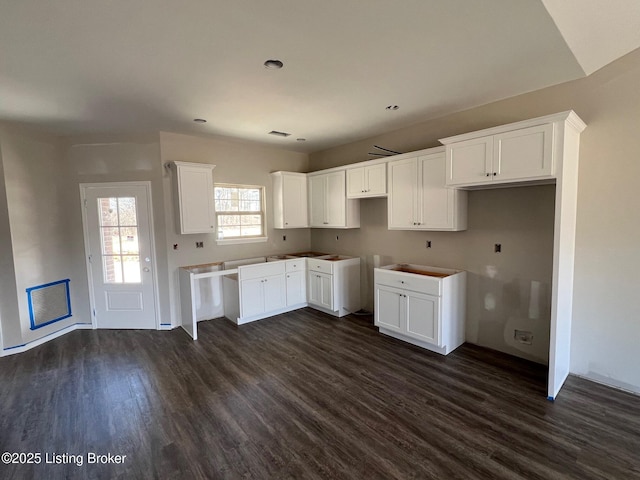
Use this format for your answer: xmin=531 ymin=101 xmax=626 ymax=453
xmin=308 ymin=170 xmax=360 ymax=228
xmin=443 ymin=121 xmax=555 ymax=187
xmin=387 ymin=149 xmax=467 ymax=231
xmin=271 ymin=171 xmax=308 ymax=229
xmin=346 ymin=163 xmax=387 ymax=198
xmin=171 ymin=161 xmax=216 ymax=234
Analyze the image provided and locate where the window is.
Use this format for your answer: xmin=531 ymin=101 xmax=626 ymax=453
xmin=214 ymin=184 xmax=266 ymax=243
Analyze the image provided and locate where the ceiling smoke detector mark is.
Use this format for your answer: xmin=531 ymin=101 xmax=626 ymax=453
xmin=264 ymin=59 xmax=284 ymax=69
xmin=386 ymin=105 xmax=399 ymax=111
xmin=269 ymin=130 xmax=291 ymax=137
xmin=193 ymin=118 xmax=207 ymax=123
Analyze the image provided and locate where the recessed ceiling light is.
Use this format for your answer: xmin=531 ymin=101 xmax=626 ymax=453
xmin=296 ymin=138 xmax=306 ymax=142
xmin=264 ymin=59 xmax=284 ymax=69
xmin=193 ymin=118 xmax=207 ymax=123
xmin=386 ymin=105 xmax=399 ymax=111
xmin=268 ymin=130 xmax=291 ymax=137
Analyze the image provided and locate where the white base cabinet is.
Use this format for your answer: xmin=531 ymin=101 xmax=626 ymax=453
xmin=307 ymin=256 xmax=360 ymax=317
xmin=223 ymin=256 xmax=359 ymax=324
xmin=374 ymin=264 xmax=466 ymax=355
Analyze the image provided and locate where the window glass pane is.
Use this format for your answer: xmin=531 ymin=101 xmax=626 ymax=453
xmin=214 ymin=185 xmax=265 ymax=239
xmin=122 ymin=256 xmax=141 ymax=283
xmin=120 ymin=227 xmax=139 ymax=254
xmin=241 ymin=215 xmax=262 ymax=225
xmin=98 ymin=198 xmax=118 ymax=226
xmin=117 ymin=197 xmax=137 ymax=226
xmin=100 ymin=227 xmax=121 ymax=255
xmin=103 ymin=255 xmax=123 ymax=283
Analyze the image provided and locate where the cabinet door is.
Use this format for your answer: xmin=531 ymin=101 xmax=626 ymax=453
xmin=446 ymin=137 xmax=493 ymax=186
xmin=308 ymin=175 xmax=326 ymax=227
xmin=286 ymin=271 xmax=306 ymax=306
xmin=263 ymin=275 xmax=286 ymax=312
xmin=494 ymin=123 xmax=554 ymax=182
xmin=175 ymin=163 xmax=216 ymax=234
xmin=375 ymin=285 xmax=404 ymax=333
xmin=308 ymin=272 xmax=333 ymax=310
xmin=283 ymin=174 xmax=308 ymax=227
xmin=240 ymin=278 xmax=265 ymax=318
xmin=325 ymin=171 xmax=346 ymax=227
xmin=388 ymin=158 xmax=418 ymax=229
xmin=419 ymin=152 xmax=454 ymax=230
xmin=365 ymin=164 xmax=387 ymax=196
xmin=405 ymin=291 xmax=440 ymax=346
xmin=346 ymin=167 xmax=366 ymax=198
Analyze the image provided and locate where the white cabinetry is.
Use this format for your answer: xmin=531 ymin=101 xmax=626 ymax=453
xmin=443 ymin=122 xmax=554 ymax=187
xmin=346 ymin=163 xmax=387 ymax=198
xmin=306 ymin=256 xmax=360 ymax=317
xmin=224 ymin=261 xmax=289 ymax=325
xmin=171 ymin=161 xmax=216 ymax=234
xmin=308 ymin=171 xmax=360 ymax=228
xmin=271 ymin=171 xmax=308 ymax=228
xmin=285 ymin=259 xmax=306 ymax=307
xmin=374 ymin=264 xmax=466 ymax=355
xmin=387 ymin=148 xmax=467 ymax=231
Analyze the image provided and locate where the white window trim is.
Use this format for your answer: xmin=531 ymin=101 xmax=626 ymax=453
xmin=214 ymin=183 xmax=268 ymax=245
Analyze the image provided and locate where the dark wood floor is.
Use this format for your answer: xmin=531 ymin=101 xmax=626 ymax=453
xmin=1 ymin=308 xmax=639 ymax=479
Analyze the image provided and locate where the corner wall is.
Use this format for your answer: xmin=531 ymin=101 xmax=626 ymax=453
xmin=310 ymin=48 xmax=640 ymax=392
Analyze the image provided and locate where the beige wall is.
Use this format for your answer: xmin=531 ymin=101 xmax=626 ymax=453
xmin=310 ymin=48 xmax=640 ymax=392
xmin=0 ymin=125 xmax=78 ymax=347
xmin=159 ymin=132 xmax=310 ymax=325
xmin=62 ymin=133 xmax=171 ymax=328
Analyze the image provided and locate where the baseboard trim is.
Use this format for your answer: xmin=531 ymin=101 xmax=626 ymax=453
xmin=2 ymin=323 xmax=93 ymax=357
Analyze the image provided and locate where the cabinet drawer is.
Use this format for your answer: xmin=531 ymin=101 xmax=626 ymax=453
xmin=307 ymin=259 xmax=333 ymax=275
xmin=239 ymin=261 xmax=285 ymax=281
xmin=286 ymin=259 xmax=306 ymax=272
xmin=375 ymin=270 xmax=441 ymax=296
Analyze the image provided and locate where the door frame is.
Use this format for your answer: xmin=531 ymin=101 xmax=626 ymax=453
xmin=79 ymin=181 xmax=161 ymax=330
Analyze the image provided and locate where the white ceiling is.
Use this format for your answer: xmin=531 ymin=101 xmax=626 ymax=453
xmin=0 ymin=0 xmax=639 ymax=153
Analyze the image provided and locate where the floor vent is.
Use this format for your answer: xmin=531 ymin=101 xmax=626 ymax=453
xmin=26 ymin=279 xmax=72 ymax=330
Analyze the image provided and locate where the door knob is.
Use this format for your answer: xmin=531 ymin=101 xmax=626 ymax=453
xmin=143 ymin=267 xmax=150 ymax=272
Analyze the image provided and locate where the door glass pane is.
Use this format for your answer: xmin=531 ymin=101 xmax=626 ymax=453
xmin=98 ymin=196 xmax=140 ymax=284
xmin=103 ymin=255 xmax=123 ymax=283
xmin=122 ymin=256 xmax=141 ymax=283
xmin=98 ymin=198 xmax=119 ymax=226
xmin=100 ymin=227 xmax=121 ymax=255
xmin=120 ymin=227 xmax=139 ymax=254
xmin=117 ymin=197 xmax=137 ymax=226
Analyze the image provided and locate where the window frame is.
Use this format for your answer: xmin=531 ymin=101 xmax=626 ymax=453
xmin=213 ymin=183 xmax=268 ymax=245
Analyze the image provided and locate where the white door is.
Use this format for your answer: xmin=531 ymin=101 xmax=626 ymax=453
xmin=388 ymin=157 xmax=418 ymax=228
xmin=365 ymin=164 xmax=387 ymax=196
xmin=81 ymin=183 xmax=158 ymax=329
xmin=406 ymin=291 xmax=440 ymax=345
xmin=325 ymin=171 xmax=346 ymax=227
xmin=240 ymin=278 xmax=265 ymax=318
xmin=263 ymin=275 xmax=286 ymax=312
xmin=308 ymin=175 xmax=326 ymax=227
xmin=286 ymin=271 xmax=306 ymax=306
xmin=446 ymin=137 xmax=493 ymax=186
xmin=346 ymin=167 xmax=366 ymax=197
xmin=419 ymin=153 xmax=452 ymax=229
xmin=283 ymin=174 xmax=307 ymax=227
xmin=494 ymin=123 xmax=553 ymax=181
xmin=375 ymin=285 xmax=404 ymax=333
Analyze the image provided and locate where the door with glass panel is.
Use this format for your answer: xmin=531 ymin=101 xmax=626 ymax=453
xmin=81 ymin=183 xmax=158 ymax=329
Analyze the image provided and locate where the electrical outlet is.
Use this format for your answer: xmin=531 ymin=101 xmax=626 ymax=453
xmin=426 ymin=240 xmax=432 ymax=248
xmin=495 ymin=243 xmax=502 ymax=253
xmin=196 ymin=241 xmax=204 ymax=248
xmin=514 ymin=330 xmax=533 ymax=345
